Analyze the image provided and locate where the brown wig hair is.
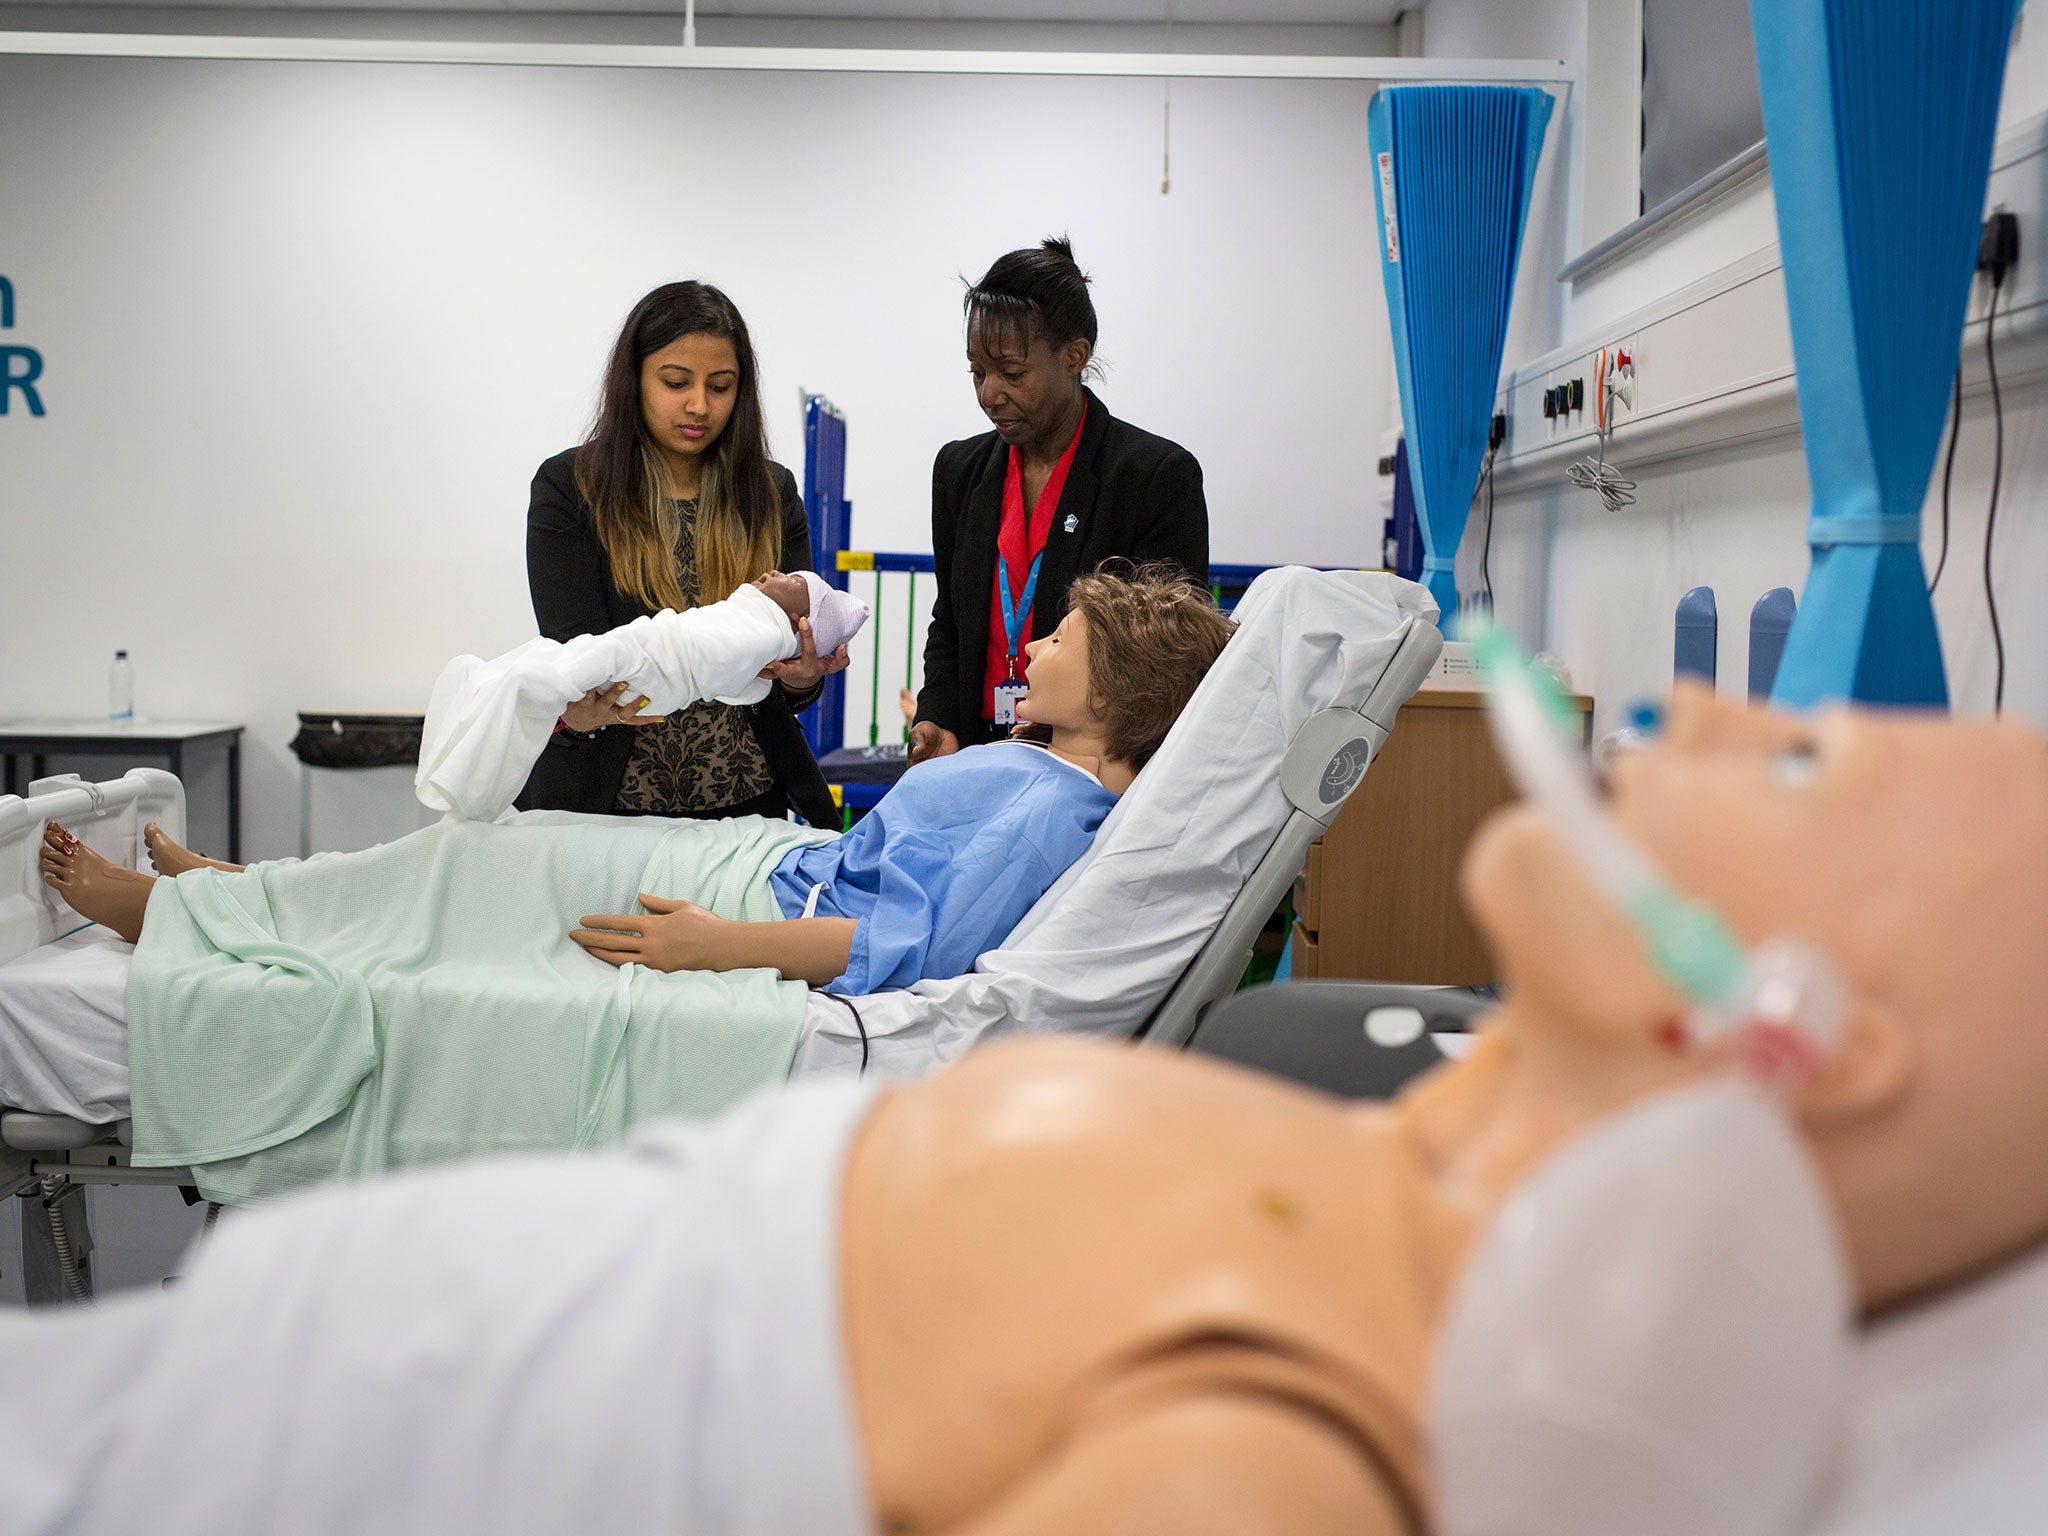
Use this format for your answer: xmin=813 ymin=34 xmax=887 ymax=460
xmin=1061 ymin=563 xmax=1235 ymax=771
xmin=575 ymin=282 xmax=781 ymax=611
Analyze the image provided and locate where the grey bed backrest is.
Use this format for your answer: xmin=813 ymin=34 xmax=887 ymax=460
xmin=1139 ymin=615 xmax=1445 ymax=1048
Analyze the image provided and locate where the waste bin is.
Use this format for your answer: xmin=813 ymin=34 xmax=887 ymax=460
xmin=289 ymin=712 xmax=433 ymax=857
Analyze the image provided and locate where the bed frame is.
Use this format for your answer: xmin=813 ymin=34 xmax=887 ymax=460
xmin=1 ymin=769 xmax=197 ymax=1301
xmin=1138 ymin=613 xmax=1444 ymax=1048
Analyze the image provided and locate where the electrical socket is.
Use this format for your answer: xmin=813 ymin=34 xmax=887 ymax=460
xmin=1610 ymin=345 xmax=1635 ymax=413
xmin=1980 ymin=209 xmax=2020 ymax=287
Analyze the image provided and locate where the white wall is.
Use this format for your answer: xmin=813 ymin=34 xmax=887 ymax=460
xmin=1428 ymin=0 xmax=2048 ymax=734
xmin=0 ymin=51 xmax=1394 ymax=858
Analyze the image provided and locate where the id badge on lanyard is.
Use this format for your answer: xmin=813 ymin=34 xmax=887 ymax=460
xmin=995 ymin=548 xmax=1044 ymax=728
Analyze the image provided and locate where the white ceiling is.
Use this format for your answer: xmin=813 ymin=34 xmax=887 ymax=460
xmin=0 ymin=0 xmax=1412 ymax=18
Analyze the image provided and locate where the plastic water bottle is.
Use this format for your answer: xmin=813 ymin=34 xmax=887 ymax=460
xmin=108 ymin=650 xmax=134 ymax=721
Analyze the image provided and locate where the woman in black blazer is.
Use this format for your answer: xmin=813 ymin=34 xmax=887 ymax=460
xmin=910 ymin=239 xmax=1210 ymax=763
xmin=518 ymin=282 xmax=845 ymax=827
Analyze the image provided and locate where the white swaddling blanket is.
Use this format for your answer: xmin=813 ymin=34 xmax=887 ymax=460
xmin=416 ymin=583 xmax=795 ymax=822
xmin=0 ymin=1075 xmax=881 ymax=1536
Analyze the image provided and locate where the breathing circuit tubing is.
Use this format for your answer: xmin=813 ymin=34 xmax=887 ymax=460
xmin=1471 ymin=624 xmax=1847 ymax=1080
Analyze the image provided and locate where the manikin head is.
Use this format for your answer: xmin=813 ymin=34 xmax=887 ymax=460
xmin=1013 ymin=567 xmax=1235 ymax=780
xmin=1461 ymin=682 xmax=2048 ymax=1311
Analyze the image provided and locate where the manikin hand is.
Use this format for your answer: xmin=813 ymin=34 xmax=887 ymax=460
xmin=570 ymin=894 xmax=730 ymax=973
xmin=907 ymin=721 xmax=961 ymax=766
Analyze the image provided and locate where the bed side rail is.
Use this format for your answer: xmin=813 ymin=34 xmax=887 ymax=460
xmin=0 ymin=768 xmax=185 ymax=967
xmin=1139 ymin=617 xmax=1444 ymax=1049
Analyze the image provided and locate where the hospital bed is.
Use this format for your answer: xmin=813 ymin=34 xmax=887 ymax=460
xmin=791 ymin=566 xmax=1445 ymax=1074
xmin=0 ymin=569 xmax=1441 ymax=1297
xmin=0 ymin=769 xmax=200 ymax=1301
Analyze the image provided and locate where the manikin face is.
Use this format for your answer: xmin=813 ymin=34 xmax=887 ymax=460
xmin=1014 ymin=609 xmax=1099 ymax=734
xmin=748 ymin=571 xmax=810 ymax=628
xmin=639 ymin=331 xmax=740 ymax=470
xmin=966 ymin=323 xmax=1088 ymax=450
xmin=1462 ymin=683 xmax=2048 ymax=1307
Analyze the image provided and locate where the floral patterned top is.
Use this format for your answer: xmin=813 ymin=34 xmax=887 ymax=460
xmin=612 ymin=500 xmax=776 ymax=814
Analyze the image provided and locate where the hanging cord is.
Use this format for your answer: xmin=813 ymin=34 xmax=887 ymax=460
xmin=1475 ymin=440 xmax=1500 ymax=615
xmin=1929 ymin=366 xmax=1963 ymax=595
xmin=1160 ymin=77 xmax=1172 ymax=195
xmin=40 ymin=1175 xmax=94 ymax=1306
xmin=812 ymin=989 xmax=869 ymax=1074
xmin=1983 ymin=270 xmax=2008 ymax=715
xmin=1566 ymin=418 xmax=1637 ymax=511
xmin=1566 ymin=349 xmax=1636 ymax=512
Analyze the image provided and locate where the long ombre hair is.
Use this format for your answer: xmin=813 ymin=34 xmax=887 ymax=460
xmin=576 ymin=282 xmax=781 ymax=611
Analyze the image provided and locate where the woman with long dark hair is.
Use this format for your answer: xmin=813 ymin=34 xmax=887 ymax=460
xmin=910 ymin=237 xmax=1210 ymax=764
xmin=519 ymin=281 xmax=845 ymax=825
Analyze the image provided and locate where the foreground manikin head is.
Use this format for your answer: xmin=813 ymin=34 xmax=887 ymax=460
xmin=1461 ymin=682 xmax=2048 ymax=1310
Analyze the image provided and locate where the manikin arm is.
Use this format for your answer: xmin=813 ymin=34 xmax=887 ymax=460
xmin=571 ymin=899 xmax=857 ymax=987
xmin=947 ymin=1395 xmax=1409 ymax=1536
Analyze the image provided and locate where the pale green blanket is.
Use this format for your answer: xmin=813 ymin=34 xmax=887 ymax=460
xmin=125 ymin=811 xmax=834 ymax=1204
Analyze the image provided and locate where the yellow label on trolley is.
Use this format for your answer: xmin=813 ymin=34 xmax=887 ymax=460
xmin=837 ymin=551 xmax=875 ymax=571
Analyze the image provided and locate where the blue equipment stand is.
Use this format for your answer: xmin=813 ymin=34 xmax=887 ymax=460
xmin=802 ymin=395 xmax=852 ymax=757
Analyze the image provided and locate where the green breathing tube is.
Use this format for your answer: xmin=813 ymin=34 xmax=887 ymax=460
xmin=1471 ymin=624 xmax=1844 ymax=1075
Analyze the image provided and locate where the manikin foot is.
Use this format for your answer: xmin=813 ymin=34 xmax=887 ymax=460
xmin=144 ymin=822 xmax=243 ymax=876
xmin=39 ymin=823 xmax=154 ymax=945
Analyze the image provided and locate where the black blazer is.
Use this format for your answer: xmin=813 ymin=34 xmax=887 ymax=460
xmin=916 ymin=388 xmax=1210 ymax=742
xmin=516 ymin=447 xmax=837 ymax=828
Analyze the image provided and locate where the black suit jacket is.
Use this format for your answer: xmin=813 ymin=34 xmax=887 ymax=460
xmin=916 ymin=388 xmax=1210 ymax=742
xmin=516 ymin=447 xmax=837 ymax=827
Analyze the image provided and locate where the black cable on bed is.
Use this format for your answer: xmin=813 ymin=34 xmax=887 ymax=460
xmin=813 ymin=989 xmax=870 ymax=1074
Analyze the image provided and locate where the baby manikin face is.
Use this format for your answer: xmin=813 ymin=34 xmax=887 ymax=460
xmin=751 ymin=572 xmax=811 ymax=631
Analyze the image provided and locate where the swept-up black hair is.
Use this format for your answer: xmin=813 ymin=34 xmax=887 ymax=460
xmin=964 ymin=236 xmax=1099 ymax=369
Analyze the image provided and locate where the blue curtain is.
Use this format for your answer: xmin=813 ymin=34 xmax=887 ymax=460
xmin=1758 ymin=0 xmax=2020 ymax=707
xmin=1368 ymin=85 xmax=1552 ymax=634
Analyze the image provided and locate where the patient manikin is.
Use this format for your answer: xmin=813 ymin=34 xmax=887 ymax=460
xmin=7 ymin=684 xmax=2048 ymax=1535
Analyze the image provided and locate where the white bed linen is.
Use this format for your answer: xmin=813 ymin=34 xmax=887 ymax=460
xmin=0 ymin=925 xmax=131 ymax=1122
xmin=1811 ymin=1242 xmax=2048 ymax=1534
xmin=0 ymin=1075 xmax=880 ymax=1536
xmin=795 ymin=567 xmax=1437 ymax=1077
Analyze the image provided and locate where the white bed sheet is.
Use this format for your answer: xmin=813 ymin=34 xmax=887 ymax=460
xmin=795 ymin=566 xmax=1437 ymax=1077
xmin=0 ymin=925 xmax=132 ymax=1123
xmin=1812 ymin=1242 xmax=2048 ymax=1534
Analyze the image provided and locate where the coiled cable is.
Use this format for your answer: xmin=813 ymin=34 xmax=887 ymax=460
xmin=1566 ymin=420 xmax=1637 ymax=512
xmin=40 ymin=1176 xmax=95 ymax=1305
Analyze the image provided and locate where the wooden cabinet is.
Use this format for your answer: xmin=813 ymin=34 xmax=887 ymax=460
xmin=1291 ymin=688 xmax=1593 ymax=986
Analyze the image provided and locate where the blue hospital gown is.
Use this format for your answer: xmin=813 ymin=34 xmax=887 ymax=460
xmin=767 ymin=742 xmax=1118 ymax=994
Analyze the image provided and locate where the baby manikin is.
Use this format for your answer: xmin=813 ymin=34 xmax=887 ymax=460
xmin=416 ymin=570 xmax=868 ymax=821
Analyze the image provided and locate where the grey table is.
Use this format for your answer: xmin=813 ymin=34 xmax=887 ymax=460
xmin=0 ymin=719 xmax=245 ymax=862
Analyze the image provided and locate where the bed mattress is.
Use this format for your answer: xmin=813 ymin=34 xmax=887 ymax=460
xmin=0 ymin=926 xmax=132 ymax=1123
